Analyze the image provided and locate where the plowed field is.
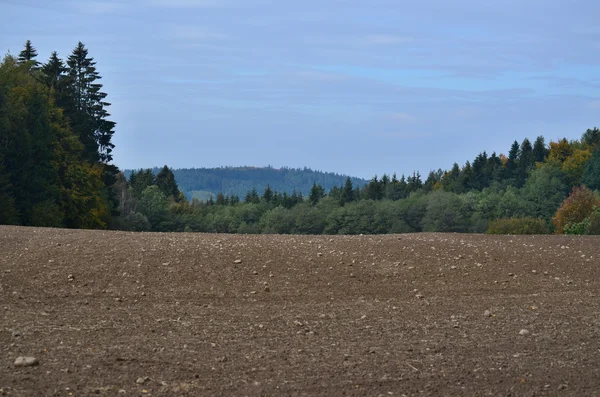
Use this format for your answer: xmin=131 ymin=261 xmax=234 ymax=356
xmin=2 ymin=226 xmax=600 ymax=396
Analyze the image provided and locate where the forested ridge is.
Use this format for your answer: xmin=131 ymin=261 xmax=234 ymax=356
xmin=122 ymin=131 xmax=600 ymax=235
xmin=123 ymin=166 xmax=368 ymax=201
xmin=2 ymin=41 xmax=600 ymax=235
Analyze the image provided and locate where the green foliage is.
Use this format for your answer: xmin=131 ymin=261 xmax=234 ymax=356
xmin=552 ymin=185 xmax=599 ymax=234
xmin=582 ymin=149 xmax=600 ymax=191
xmin=125 ymin=166 xmax=368 ymax=201
xmin=29 ymin=200 xmax=64 ymax=227
xmin=563 ymin=218 xmax=590 ymax=235
xmin=138 ymin=186 xmax=169 ymax=228
xmin=422 ymin=191 xmax=471 ymax=232
xmin=487 ymin=218 xmax=550 ymax=235
xmin=522 ymin=164 xmax=568 ymax=220
xmin=0 ymin=49 xmax=112 ymax=229
xmin=155 ymin=165 xmax=181 ymax=200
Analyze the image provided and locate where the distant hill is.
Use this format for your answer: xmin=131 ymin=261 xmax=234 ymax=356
xmin=123 ymin=166 xmax=368 ymax=201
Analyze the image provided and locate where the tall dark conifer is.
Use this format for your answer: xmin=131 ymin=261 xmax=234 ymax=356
xmin=17 ymin=40 xmax=40 ymax=69
xmin=66 ymin=42 xmax=115 ymax=163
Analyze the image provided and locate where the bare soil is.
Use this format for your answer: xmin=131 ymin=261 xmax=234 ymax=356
xmin=1 ymin=226 xmax=600 ymax=396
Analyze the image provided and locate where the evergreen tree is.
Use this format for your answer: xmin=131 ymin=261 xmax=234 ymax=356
xmin=407 ymin=171 xmax=422 ymax=193
xmin=17 ymin=40 xmax=40 ymax=69
xmin=504 ymin=140 xmax=520 ymax=181
xmin=532 ymin=136 xmax=548 ymax=163
xmin=456 ymin=162 xmax=474 ymax=193
xmin=156 ymin=165 xmax=180 ymax=200
xmin=245 ymin=188 xmax=260 ymax=204
xmin=365 ymin=176 xmax=384 ymax=200
xmin=341 ymin=177 xmax=355 ymax=204
xmin=130 ymin=168 xmax=155 ymax=198
xmin=471 ymin=152 xmax=489 ymax=190
xmin=41 ymin=51 xmax=67 ymax=90
xmin=442 ymin=163 xmax=460 ymax=192
xmin=66 ymin=42 xmax=115 ymax=162
xmin=262 ymin=185 xmax=274 ymax=203
xmin=486 ymin=152 xmax=503 ymax=184
xmin=582 ymin=127 xmax=600 ymax=150
xmin=423 ymin=170 xmax=439 ymax=192
xmin=517 ymin=138 xmax=534 ymax=186
xmin=308 ymin=182 xmax=325 ymax=205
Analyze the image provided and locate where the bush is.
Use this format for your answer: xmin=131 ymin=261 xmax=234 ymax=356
xmin=29 ymin=200 xmax=64 ymax=227
xmin=587 ymin=209 xmax=600 ymax=235
xmin=552 ymin=185 xmax=600 ymax=233
xmin=119 ymin=212 xmax=151 ymax=232
xmin=487 ymin=218 xmax=550 ymax=235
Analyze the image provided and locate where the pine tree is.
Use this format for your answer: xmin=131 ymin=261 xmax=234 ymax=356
xmin=244 ymin=188 xmax=260 ymax=204
xmin=582 ymin=127 xmax=600 ymax=149
xmin=442 ymin=163 xmax=460 ymax=192
xmin=471 ymin=152 xmax=489 ymax=190
xmin=308 ymin=182 xmax=325 ymax=205
xmin=41 ymin=51 xmax=67 ymax=90
xmin=516 ymin=138 xmax=534 ymax=186
xmin=156 ymin=165 xmax=181 ymax=200
xmin=341 ymin=177 xmax=354 ymax=204
xmin=456 ymin=162 xmax=474 ymax=193
xmin=66 ymin=42 xmax=115 ymax=162
xmin=504 ymin=140 xmax=520 ymax=181
xmin=532 ymin=136 xmax=548 ymax=163
xmin=486 ymin=152 xmax=503 ymax=183
xmin=262 ymin=185 xmax=274 ymax=203
xmin=17 ymin=40 xmax=40 ymax=69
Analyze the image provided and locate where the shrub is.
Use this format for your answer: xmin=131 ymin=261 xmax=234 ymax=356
xmin=552 ymin=185 xmax=600 ymax=233
xmin=487 ymin=217 xmax=550 ymax=235
xmin=587 ymin=208 xmax=600 ymax=235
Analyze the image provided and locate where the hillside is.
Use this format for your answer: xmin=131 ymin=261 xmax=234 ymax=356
xmin=124 ymin=166 xmax=368 ymax=200
xmin=2 ymin=226 xmax=600 ymax=395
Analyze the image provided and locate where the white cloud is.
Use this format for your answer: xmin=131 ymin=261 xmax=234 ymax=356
xmin=389 ymin=112 xmax=416 ymax=123
xmin=362 ymin=34 xmax=414 ymax=45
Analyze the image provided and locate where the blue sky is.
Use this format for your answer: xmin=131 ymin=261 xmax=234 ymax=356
xmin=1 ymin=0 xmax=599 ymax=179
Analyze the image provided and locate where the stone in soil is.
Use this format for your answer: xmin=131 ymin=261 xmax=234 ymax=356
xmin=14 ymin=357 xmax=39 ymax=367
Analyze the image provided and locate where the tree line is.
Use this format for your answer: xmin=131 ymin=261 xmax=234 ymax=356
xmin=114 ymin=128 xmax=600 ymax=235
xmin=0 ymin=40 xmax=118 ymax=227
xmin=123 ymin=166 xmax=368 ymax=202
xmin=2 ymin=40 xmax=600 ymax=235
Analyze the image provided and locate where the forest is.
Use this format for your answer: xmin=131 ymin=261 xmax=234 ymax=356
xmin=0 ymin=41 xmax=118 ymax=228
xmin=2 ymin=41 xmax=600 ymax=235
xmin=122 ymin=166 xmax=368 ymax=201
xmin=120 ymin=131 xmax=600 ymax=235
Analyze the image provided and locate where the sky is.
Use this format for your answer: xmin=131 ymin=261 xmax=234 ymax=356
xmin=1 ymin=0 xmax=599 ymax=179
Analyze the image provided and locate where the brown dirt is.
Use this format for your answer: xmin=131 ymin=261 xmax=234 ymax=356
xmin=1 ymin=226 xmax=600 ymax=396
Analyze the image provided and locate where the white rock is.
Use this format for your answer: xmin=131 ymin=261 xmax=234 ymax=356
xmin=14 ymin=356 xmax=39 ymax=367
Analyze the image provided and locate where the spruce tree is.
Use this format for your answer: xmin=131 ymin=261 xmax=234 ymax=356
xmin=66 ymin=42 xmax=115 ymax=162
xmin=504 ymin=140 xmax=520 ymax=182
xmin=17 ymin=40 xmax=40 ymax=69
xmin=532 ymin=136 xmax=548 ymax=163
xmin=308 ymin=182 xmax=325 ymax=205
xmin=41 ymin=51 xmax=67 ymax=90
xmin=262 ymin=185 xmax=273 ymax=203
xmin=156 ymin=165 xmax=180 ymax=200
xmin=341 ymin=177 xmax=354 ymax=204
xmin=517 ymin=138 xmax=534 ymax=186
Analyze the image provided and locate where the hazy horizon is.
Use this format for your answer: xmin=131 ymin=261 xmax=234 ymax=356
xmin=1 ymin=0 xmax=599 ymax=179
